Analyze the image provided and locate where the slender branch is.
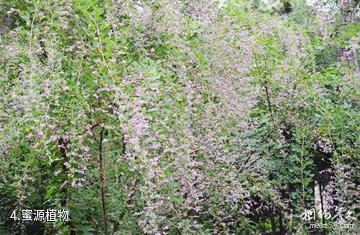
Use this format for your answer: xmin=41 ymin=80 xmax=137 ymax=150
xmin=264 ymin=80 xmax=273 ymax=114
xmin=99 ymin=126 xmax=108 ymax=235
xmin=58 ymin=137 xmax=69 ymax=207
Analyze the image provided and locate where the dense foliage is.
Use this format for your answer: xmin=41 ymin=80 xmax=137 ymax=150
xmin=0 ymin=0 xmax=359 ymax=234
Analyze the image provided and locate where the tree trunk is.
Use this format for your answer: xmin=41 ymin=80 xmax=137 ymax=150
xmin=314 ymin=180 xmax=322 ymax=218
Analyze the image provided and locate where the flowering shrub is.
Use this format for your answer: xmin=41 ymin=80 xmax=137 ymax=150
xmin=0 ymin=0 xmax=359 ymax=234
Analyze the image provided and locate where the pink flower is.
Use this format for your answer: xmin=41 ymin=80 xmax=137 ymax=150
xmin=62 ymin=86 xmax=69 ymax=92
xmin=138 ymin=220 xmax=146 ymax=226
xmin=36 ymin=131 xmax=44 ymax=138
xmin=151 ymin=157 xmax=160 ymax=166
